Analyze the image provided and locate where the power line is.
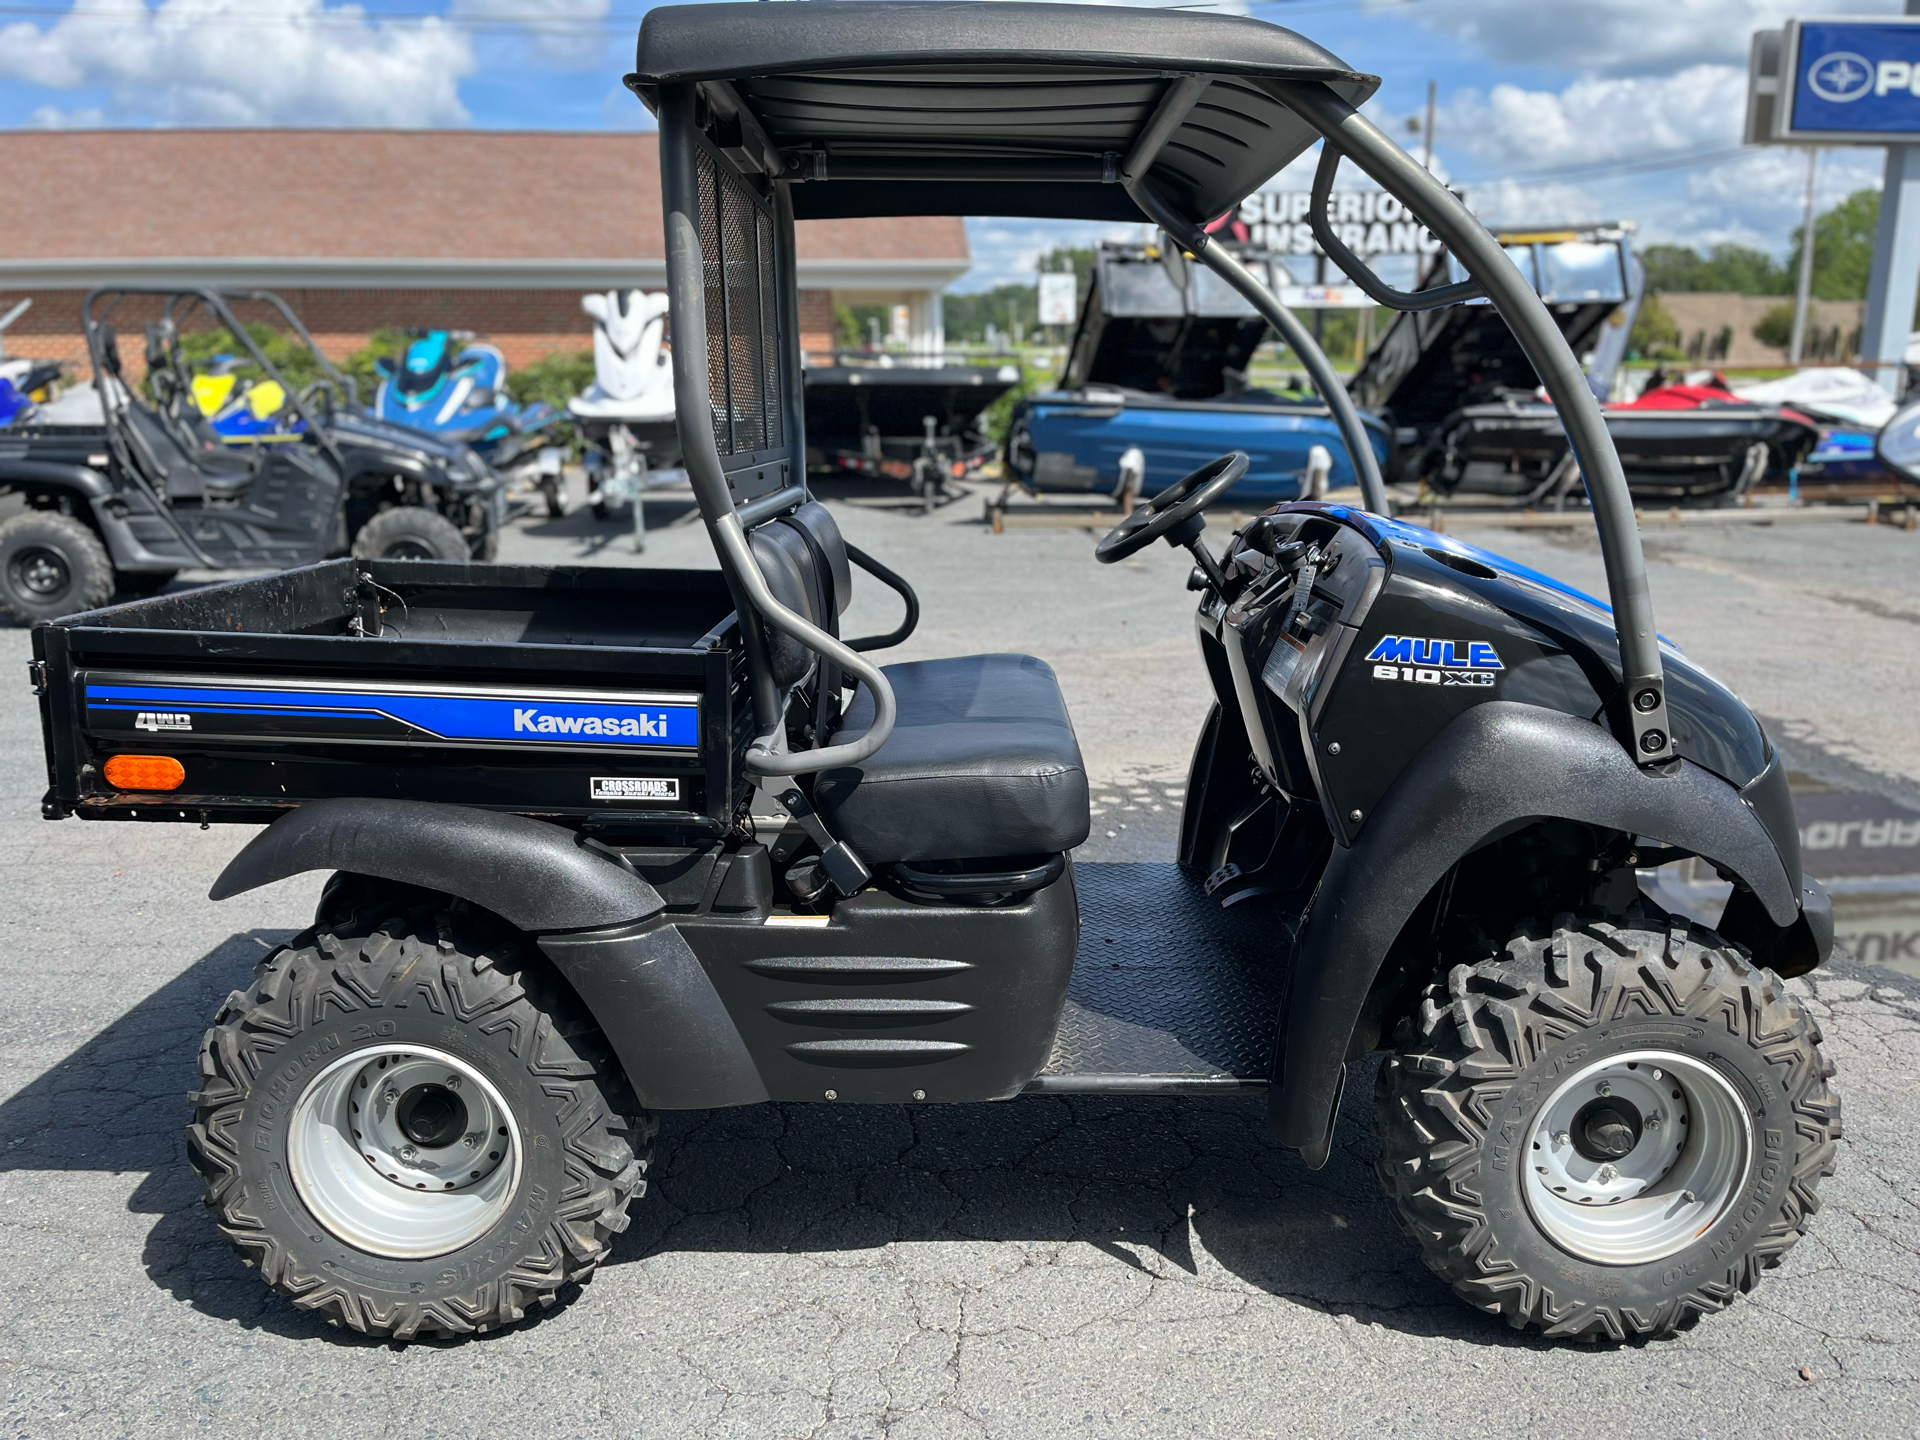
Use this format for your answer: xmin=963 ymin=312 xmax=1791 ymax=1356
xmin=1453 ymin=144 xmax=1754 ymax=191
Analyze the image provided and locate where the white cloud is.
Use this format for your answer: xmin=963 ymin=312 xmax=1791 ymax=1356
xmin=1394 ymin=0 xmax=1855 ymax=78
xmin=453 ymin=0 xmax=608 ymax=67
xmin=1429 ymin=65 xmax=1887 ymax=248
xmin=27 ymin=102 xmax=105 ymax=128
xmin=1443 ymin=65 xmax=1751 ymax=174
xmin=0 ymin=0 xmax=476 ymax=127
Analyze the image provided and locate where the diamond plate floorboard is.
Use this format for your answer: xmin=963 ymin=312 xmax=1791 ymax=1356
xmin=1037 ymin=861 xmax=1297 ymax=1080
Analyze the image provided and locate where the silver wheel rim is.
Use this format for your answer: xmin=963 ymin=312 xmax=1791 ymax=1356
xmin=1522 ymin=1050 xmax=1751 ymax=1266
xmin=288 ymin=1044 xmax=523 ymax=1260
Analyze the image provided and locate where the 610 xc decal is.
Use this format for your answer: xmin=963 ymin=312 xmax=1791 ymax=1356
xmin=1365 ymin=635 xmax=1503 ymax=688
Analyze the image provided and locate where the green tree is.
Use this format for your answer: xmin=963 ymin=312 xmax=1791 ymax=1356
xmin=1639 ymin=242 xmax=1788 ymax=296
xmin=1629 ymin=291 xmax=1682 ymax=358
xmin=1785 ymin=187 xmax=1879 ymax=301
xmin=1752 ymin=304 xmax=1795 ymax=351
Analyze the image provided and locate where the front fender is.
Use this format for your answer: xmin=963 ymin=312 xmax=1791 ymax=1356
xmin=1269 ymin=701 xmax=1801 ymax=1160
xmin=210 ymin=797 xmax=662 ymax=931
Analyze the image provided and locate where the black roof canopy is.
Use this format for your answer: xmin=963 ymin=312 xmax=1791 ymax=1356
xmin=628 ymin=2 xmax=1378 ymax=223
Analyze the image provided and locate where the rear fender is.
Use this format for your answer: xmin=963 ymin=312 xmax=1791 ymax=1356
xmin=210 ymin=799 xmax=768 ymax=1109
xmin=211 ymin=798 xmax=664 ymax=930
xmin=1269 ymin=702 xmax=1803 ymax=1162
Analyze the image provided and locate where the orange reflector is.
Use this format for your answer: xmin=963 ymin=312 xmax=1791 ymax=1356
xmin=103 ymin=754 xmax=186 ymax=791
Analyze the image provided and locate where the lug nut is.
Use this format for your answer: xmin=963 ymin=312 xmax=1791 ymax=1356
xmin=463 ymin=1133 xmax=480 ymax=1149
xmin=1680 ymin=1189 xmax=1697 ymax=1205
xmin=383 ymin=1088 xmax=400 ymax=1104
xmin=1650 ymin=1068 xmax=1662 ymax=1081
xmin=1596 ymin=1080 xmax=1612 ymax=1097
xmin=1554 ymin=1131 xmax=1570 ymax=1148
xmin=399 ymin=1144 xmax=418 ymax=1161
xmin=1596 ymin=1164 xmax=1617 ymax=1184
xmin=445 ymin=1076 xmax=461 ymax=1089
xmin=1646 ymin=1114 xmax=1662 ymax=1132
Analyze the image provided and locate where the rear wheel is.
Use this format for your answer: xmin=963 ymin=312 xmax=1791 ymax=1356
xmin=188 ymin=899 xmax=651 ymax=1339
xmin=1373 ymin=908 xmax=1839 ymax=1340
xmin=0 ymin=511 xmax=115 ymax=624
xmin=350 ymin=505 xmax=469 ymax=561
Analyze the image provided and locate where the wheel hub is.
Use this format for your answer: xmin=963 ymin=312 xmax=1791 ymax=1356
xmin=1523 ymin=1051 xmax=1751 ymax=1266
xmin=288 ymin=1045 xmax=521 ymax=1259
xmin=11 ymin=547 xmax=69 ymax=598
xmin=1571 ymin=1096 xmax=1643 ymax=1161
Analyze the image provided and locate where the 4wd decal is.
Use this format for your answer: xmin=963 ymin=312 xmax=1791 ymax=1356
xmin=1366 ymin=635 xmax=1502 ymax=688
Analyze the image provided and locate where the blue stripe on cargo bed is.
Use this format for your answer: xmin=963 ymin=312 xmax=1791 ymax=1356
xmin=85 ymin=682 xmax=700 ymax=748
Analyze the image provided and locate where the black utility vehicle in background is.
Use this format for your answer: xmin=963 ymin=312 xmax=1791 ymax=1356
xmin=0 ymin=287 xmax=502 ymax=624
xmin=32 ymin=3 xmax=1838 ymax=1345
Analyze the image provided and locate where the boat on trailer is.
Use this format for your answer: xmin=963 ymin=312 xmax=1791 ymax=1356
xmin=1004 ymin=241 xmax=1388 ymax=502
xmin=1351 ymin=225 xmax=1818 ymax=505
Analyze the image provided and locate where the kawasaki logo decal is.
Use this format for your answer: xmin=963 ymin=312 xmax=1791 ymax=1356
xmin=515 ymin=707 xmax=670 ymax=738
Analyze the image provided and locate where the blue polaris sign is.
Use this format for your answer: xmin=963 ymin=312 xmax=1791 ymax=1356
xmin=1788 ymin=18 xmax=1920 ymax=140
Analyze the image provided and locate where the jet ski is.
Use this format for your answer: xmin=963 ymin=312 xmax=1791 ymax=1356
xmin=373 ymin=331 xmax=556 ymax=464
xmin=567 ymin=289 xmax=684 ymax=522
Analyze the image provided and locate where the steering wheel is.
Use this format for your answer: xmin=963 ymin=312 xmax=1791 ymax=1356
xmin=1094 ymin=450 xmax=1249 ymax=564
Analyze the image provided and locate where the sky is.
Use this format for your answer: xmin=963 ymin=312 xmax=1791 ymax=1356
xmin=0 ymin=0 xmax=1902 ymax=291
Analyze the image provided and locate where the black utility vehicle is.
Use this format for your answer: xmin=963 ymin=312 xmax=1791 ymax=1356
xmin=31 ymin=3 xmax=1837 ymax=1343
xmin=0 ymin=287 xmax=503 ymax=624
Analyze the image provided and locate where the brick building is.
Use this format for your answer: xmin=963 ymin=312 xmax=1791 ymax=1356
xmin=0 ymin=129 xmax=969 ymax=376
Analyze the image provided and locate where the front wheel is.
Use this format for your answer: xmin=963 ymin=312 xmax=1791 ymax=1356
xmin=187 ymin=899 xmax=651 ymax=1339
xmin=1374 ymin=910 xmax=1839 ymax=1340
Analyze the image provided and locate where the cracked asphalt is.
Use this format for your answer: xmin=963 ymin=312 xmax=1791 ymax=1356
xmin=2 ymin=491 xmax=1918 ymax=1437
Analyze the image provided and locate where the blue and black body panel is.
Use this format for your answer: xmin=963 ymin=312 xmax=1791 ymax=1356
xmin=1182 ymin=501 xmax=1829 ymax=1159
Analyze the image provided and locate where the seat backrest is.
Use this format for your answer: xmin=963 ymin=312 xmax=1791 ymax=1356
xmin=746 ymin=500 xmax=853 ymax=696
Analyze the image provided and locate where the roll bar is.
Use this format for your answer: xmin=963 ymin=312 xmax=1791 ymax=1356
xmin=1273 ymin=84 xmax=1670 ymax=762
xmin=653 ymin=66 xmax=1673 ymax=772
xmin=658 ymin=86 xmax=897 ymax=777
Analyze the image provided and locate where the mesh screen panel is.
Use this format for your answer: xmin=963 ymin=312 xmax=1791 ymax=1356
xmin=697 ymin=149 xmax=785 ymax=458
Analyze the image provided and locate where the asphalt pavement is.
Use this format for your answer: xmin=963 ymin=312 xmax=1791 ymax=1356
xmin=2 ymin=485 xmax=1918 ymax=1437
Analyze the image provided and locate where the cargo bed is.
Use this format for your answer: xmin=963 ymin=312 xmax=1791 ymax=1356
xmin=31 ymin=558 xmax=752 ymax=833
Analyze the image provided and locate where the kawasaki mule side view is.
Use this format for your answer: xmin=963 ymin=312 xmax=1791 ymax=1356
xmin=30 ymin=3 xmax=1837 ymax=1344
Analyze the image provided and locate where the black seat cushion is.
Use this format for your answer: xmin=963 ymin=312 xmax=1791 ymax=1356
xmin=815 ymin=654 xmax=1090 ymax=864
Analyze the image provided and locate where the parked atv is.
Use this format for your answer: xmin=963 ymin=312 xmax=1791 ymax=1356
xmin=0 ymin=288 xmax=502 ymax=624
xmin=30 ymin=3 xmax=1838 ymax=1345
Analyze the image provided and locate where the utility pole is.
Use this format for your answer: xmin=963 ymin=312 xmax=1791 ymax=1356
xmin=1789 ymin=148 xmax=1819 ymax=365
xmin=1422 ymin=79 xmax=1437 ymax=171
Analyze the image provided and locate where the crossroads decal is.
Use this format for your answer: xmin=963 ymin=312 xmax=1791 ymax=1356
xmin=82 ymin=675 xmax=699 ymax=750
xmin=1365 ymin=635 xmax=1503 ymax=689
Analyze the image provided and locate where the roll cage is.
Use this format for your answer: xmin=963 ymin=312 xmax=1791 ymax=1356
xmin=627 ymin=1 xmax=1674 ymax=770
xmin=81 ymin=286 xmax=348 ymax=477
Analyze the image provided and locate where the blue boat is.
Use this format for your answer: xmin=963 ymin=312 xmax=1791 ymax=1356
xmin=1002 ymin=244 xmax=1388 ymax=502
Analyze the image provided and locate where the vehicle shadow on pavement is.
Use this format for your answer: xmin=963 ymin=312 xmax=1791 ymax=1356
xmin=615 ymin=1082 xmax=1551 ymax=1349
xmin=0 ymin=930 xmax=365 ymax=1340
xmin=0 ymin=929 xmax=1550 ymax=1349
